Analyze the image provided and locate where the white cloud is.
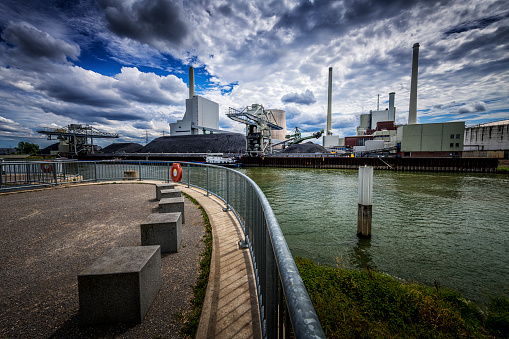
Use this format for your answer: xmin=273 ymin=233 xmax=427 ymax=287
xmin=114 ymin=67 xmax=187 ymax=105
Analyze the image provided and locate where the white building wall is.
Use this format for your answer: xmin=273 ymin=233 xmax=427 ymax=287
xmin=170 ymin=95 xmax=220 ymax=135
xmin=197 ymin=96 xmax=219 ymax=129
xmin=464 ymin=120 xmax=509 ymax=151
xmin=371 ymin=110 xmax=390 ymax=130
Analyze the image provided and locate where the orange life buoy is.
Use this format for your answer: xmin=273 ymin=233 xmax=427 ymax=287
xmin=41 ymin=163 xmax=53 ymax=173
xmin=170 ymin=163 xmax=182 ymax=182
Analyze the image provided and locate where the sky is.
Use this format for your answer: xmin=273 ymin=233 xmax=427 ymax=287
xmin=1 ymin=0 xmax=508 ymax=149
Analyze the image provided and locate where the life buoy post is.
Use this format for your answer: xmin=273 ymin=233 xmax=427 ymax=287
xmin=170 ymin=163 xmax=183 ymax=182
xmin=41 ymin=163 xmax=53 ymax=173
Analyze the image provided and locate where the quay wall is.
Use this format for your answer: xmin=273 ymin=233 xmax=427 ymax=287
xmin=241 ymin=156 xmax=499 ymax=172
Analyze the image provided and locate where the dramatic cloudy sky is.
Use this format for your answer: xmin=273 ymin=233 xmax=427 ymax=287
xmin=1 ymin=0 xmax=508 ymax=149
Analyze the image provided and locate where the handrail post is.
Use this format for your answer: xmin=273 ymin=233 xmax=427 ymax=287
xmin=187 ymin=163 xmax=190 ymax=188
xmin=239 ymin=179 xmax=249 ymax=248
xmin=94 ymin=162 xmax=98 ymax=182
xmin=206 ymin=166 xmax=209 ymax=196
xmin=265 ymin=234 xmax=277 ymax=338
xmin=0 ymin=160 xmax=3 ymax=187
xmin=138 ymin=161 xmax=142 ymax=181
xmin=223 ymin=170 xmax=230 ymax=212
xmin=26 ymin=162 xmax=31 ymax=185
xmin=53 ymin=161 xmax=58 ymax=185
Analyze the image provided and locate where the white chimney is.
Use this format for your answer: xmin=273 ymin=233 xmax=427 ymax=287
xmin=189 ymin=66 xmax=195 ymax=99
xmin=408 ymin=43 xmax=419 ymax=124
xmin=388 ymin=92 xmax=395 ymax=121
xmin=327 ymin=67 xmax=333 ymax=135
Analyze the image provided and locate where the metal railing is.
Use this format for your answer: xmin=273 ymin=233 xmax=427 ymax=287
xmin=1 ymin=160 xmax=325 ymax=338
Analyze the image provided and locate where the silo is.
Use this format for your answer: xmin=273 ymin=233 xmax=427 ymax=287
xmin=360 ymin=114 xmax=371 ymax=129
xmin=268 ymin=109 xmax=287 ymax=141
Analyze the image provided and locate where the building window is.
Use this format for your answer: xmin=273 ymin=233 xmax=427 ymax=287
xmin=450 ymin=134 xmax=454 ymax=139
xmin=450 ymin=143 xmax=454 ymax=147
xmin=456 ymin=134 xmax=460 ymax=139
xmin=455 ymin=143 xmax=459 ymax=148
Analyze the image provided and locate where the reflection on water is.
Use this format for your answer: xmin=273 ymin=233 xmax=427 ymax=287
xmin=240 ymin=167 xmax=509 ymax=303
xmin=351 ymin=237 xmax=376 ymax=270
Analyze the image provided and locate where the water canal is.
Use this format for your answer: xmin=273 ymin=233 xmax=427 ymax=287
xmin=239 ymin=167 xmax=509 ymax=304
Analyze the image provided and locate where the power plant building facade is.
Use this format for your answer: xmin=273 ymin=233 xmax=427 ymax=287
xmin=463 ymin=119 xmax=509 ymax=157
xmin=170 ymin=95 xmax=220 ymax=135
xmin=170 ymin=66 xmax=223 ymax=136
xmin=397 ymin=121 xmax=465 ymax=157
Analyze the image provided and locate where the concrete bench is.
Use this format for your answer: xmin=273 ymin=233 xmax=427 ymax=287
xmin=141 ymin=212 xmax=182 ymax=253
xmin=156 ymin=183 xmax=175 ymax=200
xmin=159 ymin=188 xmax=181 ymax=199
xmin=124 ymin=170 xmax=138 ymax=180
xmin=159 ymin=197 xmax=185 ymax=223
xmin=78 ymin=246 xmax=162 ymax=325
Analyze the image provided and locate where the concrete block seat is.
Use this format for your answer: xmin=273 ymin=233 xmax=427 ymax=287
xmin=159 ymin=189 xmax=181 ymax=199
xmin=156 ymin=183 xmax=175 ymax=200
xmin=159 ymin=197 xmax=185 ymax=223
xmin=78 ymin=246 xmax=162 ymax=325
xmin=141 ymin=212 xmax=182 ymax=253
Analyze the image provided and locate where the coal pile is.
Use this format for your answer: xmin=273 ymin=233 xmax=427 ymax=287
xmin=101 ymin=142 xmax=143 ymax=153
xmin=40 ymin=142 xmax=59 ymax=155
xmin=139 ymin=133 xmax=246 ymax=153
xmin=281 ymin=142 xmax=328 ymax=153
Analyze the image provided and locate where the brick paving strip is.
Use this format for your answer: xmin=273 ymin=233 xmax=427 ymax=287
xmin=0 ymin=182 xmax=205 ymax=338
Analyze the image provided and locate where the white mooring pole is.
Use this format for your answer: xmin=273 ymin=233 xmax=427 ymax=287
xmin=358 ymin=166 xmax=373 ymax=238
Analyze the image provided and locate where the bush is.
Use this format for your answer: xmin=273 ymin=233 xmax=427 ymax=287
xmin=296 ymin=257 xmax=493 ymax=338
xmin=486 ymin=295 xmax=509 ymax=338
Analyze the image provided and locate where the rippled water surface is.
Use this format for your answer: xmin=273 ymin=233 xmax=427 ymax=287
xmin=239 ymin=167 xmax=509 ymax=303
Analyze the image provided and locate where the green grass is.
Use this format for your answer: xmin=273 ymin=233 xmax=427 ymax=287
xmin=177 ymin=192 xmax=213 ymax=338
xmin=497 ymin=166 xmax=509 ymax=173
xmin=296 ymin=257 xmax=509 ymax=338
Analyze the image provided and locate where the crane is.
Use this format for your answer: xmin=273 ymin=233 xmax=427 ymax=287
xmin=37 ymin=124 xmax=119 ymax=156
xmin=273 ymin=127 xmax=324 ymax=148
xmin=226 ymin=104 xmax=283 ymax=156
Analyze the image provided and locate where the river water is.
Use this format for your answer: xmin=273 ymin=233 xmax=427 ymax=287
xmin=239 ymin=167 xmax=509 ymax=304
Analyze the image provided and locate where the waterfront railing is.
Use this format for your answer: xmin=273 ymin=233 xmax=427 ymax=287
xmin=0 ymin=160 xmax=325 ymax=339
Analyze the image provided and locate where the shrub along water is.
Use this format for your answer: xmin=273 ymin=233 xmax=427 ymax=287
xmin=296 ymin=257 xmax=509 ymax=338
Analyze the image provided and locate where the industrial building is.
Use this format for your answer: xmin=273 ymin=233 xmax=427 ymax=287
xmin=397 ymin=122 xmax=464 ymax=157
xmin=463 ymin=119 xmax=509 ymax=158
xmin=169 ymin=67 xmax=223 ymax=135
xmin=343 ymin=43 xmax=472 ymax=158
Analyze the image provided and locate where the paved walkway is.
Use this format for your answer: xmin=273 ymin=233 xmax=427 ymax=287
xmin=0 ymin=182 xmax=204 ymax=338
xmin=178 ymin=185 xmax=262 ymax=339
xmin=0 ymin=181 xmax=262 ymax=338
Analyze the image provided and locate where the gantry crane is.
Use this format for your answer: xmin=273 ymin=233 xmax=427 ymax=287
xmin=226 ymin=104 xmax=283 ymax=156
xmin=37 ymin=124 xmax=119 ymax=156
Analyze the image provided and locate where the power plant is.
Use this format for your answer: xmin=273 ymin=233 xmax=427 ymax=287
xmin=169 ymin=66 xmax=225 ymax=135
xmin=30 ymin=42 xmax=506 ymax=169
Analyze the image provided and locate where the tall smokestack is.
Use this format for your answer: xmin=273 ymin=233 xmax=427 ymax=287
xmin=388 ymin=92 xmax=395 ymax=121
xmin=189 ymin=66 xmax=195 ymax=99
xmin=327 ymin=67 xmax=333 ymax=135
xmin=408 ymin=43 xmax=420 ymax=124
